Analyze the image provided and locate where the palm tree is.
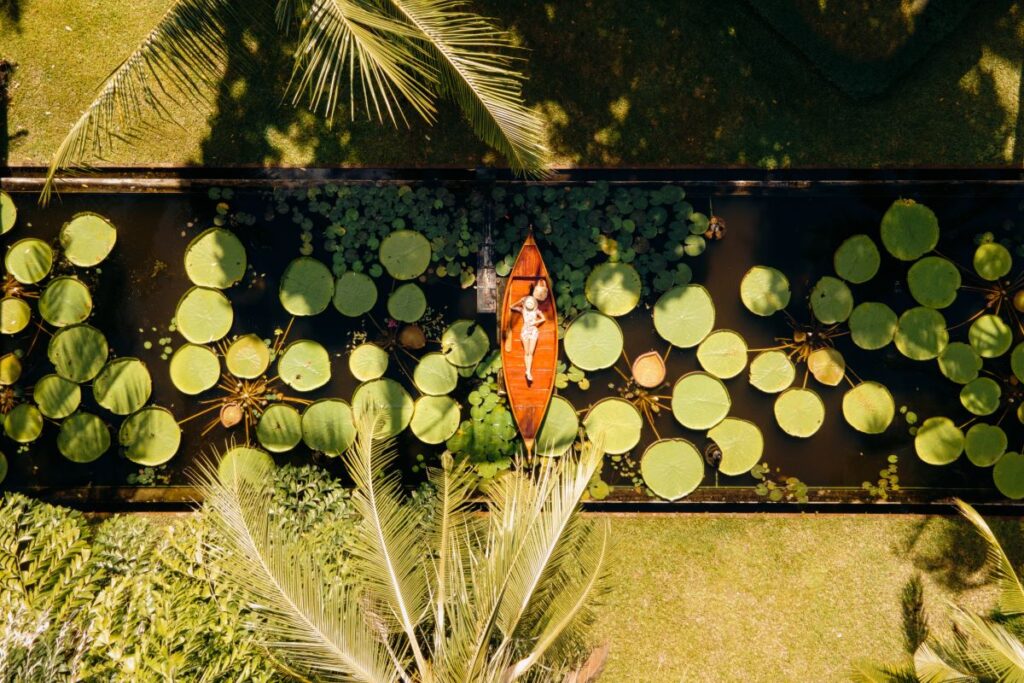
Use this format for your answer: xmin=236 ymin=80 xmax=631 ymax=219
xmin=200 ymin=413 xmax=610 ymax=682
xmin=43 ymin=0 xmax=550 ymax=202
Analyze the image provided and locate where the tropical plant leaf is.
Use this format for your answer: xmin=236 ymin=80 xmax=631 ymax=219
xmin=954 ymin=500 xmax=1024 ymax=616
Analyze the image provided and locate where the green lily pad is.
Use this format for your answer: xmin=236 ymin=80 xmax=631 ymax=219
xmin=333 ymin=271 xmax=378 ymax=317
xmin=810 ymin=276 xmax=854 ymax=324
xmin=739 ymin=266 xmax=790 ymax=317
xmin=960 ymin=377 xmax=1001 ymax=416
xmin=849 ymin=302 xmax=898 ymax=351
xmin=807 ymin=347 xmax=845 ymax=386
xmin=93 ymin=358 xmax=152 ymax=415
xmin=938 ymin=342 xmax=982 ymax=385
xmin=1 ymin=297 xmax=31 ymax=335
xmin=225 ymin=334 xmax=270 ymax=379
xmin=33 ymin=374 xmax=81 ymax=419
xmin=48 ymin=324 xmax=108 ymax=382
xmin=880 ymin=199 xmax=939 ymax=261
xmin=256 ymin=404 xmax=303 ymax=453
xmin=38 ymin=277 xmax=92 ymax=327
xmin=0 ymin=353 xmax=21 ymax=385
xmin=907 ymin=256 xmax=960 ymax=309
xmin=708 ymin=418 xmax=764 ymax=476
xmin=352 ymin=378 xmax=414 ymax=438
xmin=641 ymin=439 xmax=704 ymax=501
xmin=60 ymin=213 xmax=116 ymax=267
xmin=994 ymin=452 xmax=1024 ymax=499
xmin=564 ymin=311 xmax=623 ymax=371
xmin=413 ymin=352 xmax=458 ymax=396
xmin=379 ymin=229 xmax=431 ymax=280
xmin=218 ymin=445 xmax=275 ymax=482
xmin=0 ymin=191 xmax=16 ymax=234
xmin=914 ymin=416 xmax=963 ymax=465
xmin=387 ymin=283 xmax=427 ymax=322
xmin=894 ymin=307 xmax=948 ymax=361
xmin=5 ymin=238 xmax=53 ymax=284
xmin=410 ymin=396 xmax=461 ymax=444
xmin=536 ymin=395 xmax=579 ymax=457
xmin=278 ymin=340 xmax=330 ymax=392
xmin=1013 ymin=343 xmax=1024 ymax=382
xmin=696 ymin=330 xmax=748 ymax=379
xmin=842 ymin=382 xmax=895 ymax=434
xmin=774 ymin=388 xmax=825 ymax=438
xmin=671 ymin=372 xmax=731 ymax=430
xmin=4 ymin=403 xmax=43 ymax=443
xmin=965 ymin=423 xmax=1007 ymax=467
xmin=57 ymin=412 xmax=110 ymax=463
xmin=969 ymin=314 xmax=1012 ymax=358
xmin=654 ymin=284 xmax=715 ymax=348
xmin=748 ymin=350 xmax=796 ymax=394
xmin=301 ymin=399 xmax=356 ymax=456
xmin=279 ymin=257 xmax=333 ymax=316
xmin=349 ymin=343 xmax=388 ymax=382
xmin=119 ymin=406 xmax=181 ymax=466
xmin=184 ymin=227 xmax=247 ymax=289
xmin=441 ymin=320 xmax=490 ymax=368
xmin=583 ymin=398 xmax=643 ymax=455
xmin=585 ymin=262 xmax=642 ymax=316
xmin=169 ymin=343 xmax=220 ymax=395
xmin=974 ymin=243 xmax=1012 ymax=281
xmin=175 ymin=287 xmax=233 ymax=344
xmin=833 ymin=234 xmax=880 ymax=284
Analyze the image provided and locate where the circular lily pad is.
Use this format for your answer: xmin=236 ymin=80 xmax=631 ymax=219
xmin=994 ymin=452 xmax=1024 ymax=499
xmin=48 ymin=324 xmax=108 ymax=382
xmin=915 ymin=416 xmax=963 ymax=465
xmin=965 ymin=423 xmax=1007 ymax=467
xmin=842 ymin=382 xmax=895 ymax=434
xmin=349 ymin=343 xmax=388 ymax=382
xmin=585 ymin=262 xmax=641 ymax=317
xmin=880 ymin=199 xmax=939 ymax=261
xmin=278 ymin=340 xmax=330 ymax=392
xmin=441 ymin=320 xmax=490 ymax=368
xmin=938 ymin=342 xmax=982 ymax=385
xmin=4 ymin=403 xmax=43 ymax=443
xmin=671 ymin=372 xmax=730 ymax=430
xmin=0 ymin=353 xmax=21 ymax=385
xmin=38 ymin=277 xmax=92 ymax=327
xmin=969 ymin=314 xmax=1012 ymax=358
xmin=774 ymin=388 xmax=825 ymax=438
xmin=894 ymin=307 xmax=948 ymax=361
xmin=5 ymin=238 xmax=53 ymax=284
xmin=60 ymin=213 xmax=116 ymax=267
xmin=119 ymin=406 xmax=181 ymax=466
xmin=833 ymin=234 xmax=880 ymax=284
xmin=708 ymin=418 xmax=764 ymax=476
xmin=748 ymin=351 xmax=796 ymax=394
xmin=413 ymin=352 xmax=458 ymax=396
xmin=33 ymin=374 xmax=81 ymax=419
xmin=218 ymin=445 xmax=274 ymax=482
xmin=1013 ymin=343 xmax=1024 ymax=383
xmin=169 ymin=343 xmax=220 ymax=395
xmin=387 ymin=283 xmax=427 ymax=322
xmin=740 ymin=266 xmax=790 ymax=317
xmin=256 ymin=404 xmax=303 ymax=453
xmin=849 ymin=302 xmax=897 ymax=351
xmin=564 ymin=311 xmax=623 ymax=371
xmin=960 ymin=377 xmax=1001 ymax=416
xmin=184 ymin=227 xmax=246 ymax=289
xmin=410 ymin=396 xmax=460 ymax=444
xmin=974 ymin=243 xmax=1012 ymax=281
xmin=807 ymin=347 xmax=845 ymax=386
xmin=810 ymin=276 xmax=854 ymax=324
xmin=908 ymin=256 xmax=960 ymax=309
xmin=301 ymin=399 xmax=356 ymax=455
xmin=93 ymin=358 xmax=152 ymax=415
xmin=0 ymin=191 xmax=16 ymax=234
xmin=352 ymin=378 xmax=414 ymax=438
xmin=584 ymin=398 xmax=643 ymax=455
xmin=654 ymin=284 xmax=715 ymax=347
xmin=641 ymin=439 xmax=704 ymax=501
xmin=632 ymin=351 xmax=666 ymax=388
xmin=225 ymin=334 xmax=270 ymax=379
xmin=1 ymin=297 xmax=30 ymax=335
xmin=175 ymin=287 xmax=233 ymax=344
xmin=57 ymin=412 xmax=110 ymax=463
xmin=333 ymin=271 xmax=378 ymax=317
xmin=379 ymin=230 xmax=431 ymax=280
xmin=536 ymin=395 xmax=579 ymax=457
xmin=696 ymin=330 xmax=748 ymax=379
xmin=279 ymin=257 xmax=333 ymax=316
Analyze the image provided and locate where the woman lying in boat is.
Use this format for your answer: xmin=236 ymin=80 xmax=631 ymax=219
xmin=510 ymin=281 xmax=548 ymax=382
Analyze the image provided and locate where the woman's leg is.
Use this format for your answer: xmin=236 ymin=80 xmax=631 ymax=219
xmin=523 ymin=335 xmax=538 ymax=381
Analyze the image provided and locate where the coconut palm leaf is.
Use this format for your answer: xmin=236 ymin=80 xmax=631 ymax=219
xmin=913 ymin=641 xmax=976 ymax=683
xmin=850 ymin=659 xmax=918 ymax=683
xmin=949 ymin=607 xmax=1024 ymax=682
xmin=955 ymin=499 xmax=1024 ymax=616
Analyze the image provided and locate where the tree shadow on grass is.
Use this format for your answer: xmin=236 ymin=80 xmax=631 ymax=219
xmin=1 ymin=0 xmax=23 ymax=29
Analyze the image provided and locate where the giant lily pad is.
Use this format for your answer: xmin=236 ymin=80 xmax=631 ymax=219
xmin=654 ymin=284 xmax=715 ymax=347
xmin=915 ymin=416 xmax=963 ymax=465
xmin=184 ymin=227 xmax=247 ymax=289
xmin=960 ymin=377 xmax=1001 ymax=416
xmin=641 ymin=439 xmax=704 ymax=501
xmin=38 ymin=277 xmax=92 ymax=327
xmin=169 ymin=343 xmax=220 ymax=395
xmin=0 ymin=452 xmax=5 ymax=484
xmin=739 ymin=266 xmax=790 ymax=317
xmin=849 ymin=302 xmax=897 ymax=351
xmin=0 ymin=191 xmax=15 ymax=234
xmin=279 ymin=257 xmax=333 ymax=316
xmin=333 ymin=271 xmax=378 ymax=317
xmin=938 ymin=342 xmax=982 ymax=385
xmin=583 ymin=398 xmax=643 ymax=455
xmin=774 ymin=388 xmax=825 ymax=438
xmin=842 ymin=382 xmax=895 ymax=434
xmin=4 ymin=404 xmax=43 ymax=443
xmin=632 ymin=351 xmax=666 ymax=388
xmin=352 ymin=378 xmax=414 ymax=438
xmin=969 ymin=314 xmax=1012 ymax=358
xmin=93 ymin=358 xmax=152 ymax=415
xmin=833 ymin=234 xmax=880 ymax=284
xmin=379 ymin=230 xmax=431 ymax=280
xmin=60 ymin=213 xmax=116 ymax=267
xmin=671 ymin=372 xmax=730 ymax=430
xmin=441 ymin=320 xmax=490 ymax=368
xmin=696 ymin=330 xmax=748 ymax=379
xmin=974 ymin=243 xmax=1012 ymax=281
xmin=57 ymin=412 xmax=110 ymax=463
xmin=807 ymin=347 xmax=845 ymax=386
xmin=880 ymin=199 xmax=939 ymax=261
xmin=907 ymin=256 xmax=960 ymax=309
xmin=218 ymin=446 xmax=274 ymax=482
xmin=349 ymin=343 xmax=388 ymax=382
xmin=119 ymin=406 xmax=181 ymax=466
xmin=564 ymin=311 xmax=623 ymax=371
xmin=585 ymin=262 xmax=641 ymax=316
xmin=1013 ymin=343 xmax=1024 ymax=383
xmin=0 ymin=353 xmax=21 ymax=385
xmin=748 ymin=350 xmax=796 ymax=394
xmin=708 ymin=418 xmax=764 ymax=476
xmin=965 ymin=423 xmax=1007 ymax=467
xmin=278 ymin=340 xmax=330 ymax=392
xmin=301 ymin=399 xmax=356 ymax=456
xmin=810 ymin=276 xmax=854 ymax=324
xmin=413 ymin=352 xmax=458 ymax=396
xmin=225 ymin=334 xmax=270 ymax=379
xmin=256 ymin=404 xmax=303 ymax=453
xmin=536 ymin=395 xmax=579 ymax=457
xmin=410 ymin=396 xmax=460 ymax=444
xmin=48 ymin=324 xmax=108 ymax=382
xmin=894 ymin=307 xmax=948 ymax=361
xmin=387 ymin=283 xmax=427 ymax=322
xmin=176 ymin=287 xmax=233 ymax=344
xmin=33 ymin=374 xmax=81 ymax=419
xmin=5 ymin=238 xmax=53 ymax=284
xmin=1 ymin=297 xmax=30 ymax=335
xmin=994 ymin=452 xmax=1024 ymax=499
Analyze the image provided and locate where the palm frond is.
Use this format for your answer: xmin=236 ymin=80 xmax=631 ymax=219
xmin=850 ymin=658 xmax=918 ymax=683
xmin=949 ymin=607 xmax=1024 ymax=682
xmin=955 ymin=499 xmax=1024 ymax=616
xmin=913 ymin=641 xmax=975 ymax=683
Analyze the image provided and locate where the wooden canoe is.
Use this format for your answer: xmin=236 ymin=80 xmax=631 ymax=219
xmin=500 ymin=233 xmax=558 ymax=455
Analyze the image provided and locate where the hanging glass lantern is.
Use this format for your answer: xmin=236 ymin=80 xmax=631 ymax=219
xmin=476 ymin=215 xmax=498 ymax=313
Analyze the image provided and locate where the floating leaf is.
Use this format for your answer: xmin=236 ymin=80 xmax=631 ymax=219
xmin=631 ymin=351 xmax=666 ymax=388
xmin=907 ymin=256 xmax=960 ymax=309
xmin=536 ymin=395 xmax=579 ymax=457
xmin=410 ymin=396 xmax=461 ymax=444
xmin=225 ymin=334 xmax=270 ymax=379
xmin=301 ymin=399 xmax=355 ymax=455
xmin=333 ymin=271 xmax=378 ymax=317
xmin=441 ymin=320 xmax=490 ymax=368
xmin=564 ymin=311 xmax=623 ymax=371
xmin=965 ymin=423 xmax=1007 ymax=467
xmin=352 ymin=378 xmax=414 ymax=438
xmin=33 ymin=374 xmax=81 ymax=419
xmin=256 ymin=404 xmax=303 ymax=453
xmin=807 ymin=347 xmax=845 ymax=386
xmin=169 ymin=343 xmax=220 ymax=395
xmin=585 ymin=262 xmax=641 ymax=316
xmin=880 ymin=199 xmax=939 ymax=261
xmin=960 ymin=377 xmax=1001 ymax=416
xmin=349 ymin=343 xmax=388 ymax=382
xmin=833 ymin=234 xmax=880 ymax=284
xmin=583 ymin=398 xmax=643 ymax=455
xmin=974 ymin=243 xmax=1012 ymax=281
xmin=0 ymin=297 xmax=30 ymax=335
xmin=849 ymin=302 xmax=897 ymax=351
xmin=708 ymin=418 xmax=764 ymax=476
xmin=57 ymin=412 xmax=110 ymax=463
xmin=5 ymin=238 xmax=53 ymax=284
xmin=696 ymin=330 xmax=748 ymax=379
xmin=387 ymin=283 xmax=427 ymax=322
xmin=48 ymin=324 xmax=108 ymax=382
xmin=0 ymin=452 xmax=6 ymax=484
xmin=4 ymin=404 xmax=43 ymax=443
xmin=184 ymin=227 xmax=246 ymax=289
xmin=748 ymin=350 xmax=795 ymax=394
xmin=740 ymin=266 xmax=790 ymax=317
xmin=413 ymin=352 xmax=458 ymax=396
xmin=175 ymin=287 xmax=233 ymax=344
xmin=1013 ymin=343 xmax=1024 ymax=383
xmin=93 ymin=358 xmax=152 ymax=415
xmin=994 ymin=452 xmax=1024 ymax=499
xmin=914 ymin=416 xmax=963 ymax=465
xmin=894 ymin=307 xmax=948 ymax=361
xmin=774 ymin=388 xmax=825 ymax=438
xmin=60 ymin=213 xmax=116 ymax=267
xmin=0 ymin=191 xmax=16 ymax=234
xmin=810 ymin=276 xmax=854 ymax=324
xmin=218 ymin=446 xmax=274 ymax=481
xmin=278 ymin=340 xmax=331 ymax=392
xmin=38 ymin=277 xmax=92 ymax=327
xmin=654 ymin=284 xmax=715 ymax=347
xmin=938 ymin=342 xmax=982 ymax=385
xmin=379 ymin=230 xmax=431 ymax=280
xmin=119 ymin=406 xmax=181 ymax=466
xmin=671 ymin=372 xmax=730 ymax=430
xmin=842 ymin=382 xmax=895 ymax=434
xmin=641 ymin=439 xmax=704 ymax=501
xmin=968 ymin=314 xmax=1012 ymax=358
xmin=0 ymin=353 xmax=21 ymax=385
xmin=279 ymin=257 xmax=333 ymax=316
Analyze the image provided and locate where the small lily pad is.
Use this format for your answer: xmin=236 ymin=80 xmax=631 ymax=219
xmin=880 ymin=199 xmax=939 ymax=261
xmin=654 ymin=284 xmax=715 ymax=347
xmin=33 ymin=374 xmax=81 ymax=419
xmin=218 ymin=446 xmax=275 ymax=482
xmin=119 ymin=406 xmax=181 ymax=466
xmin=564 ymin=311 xmax=623 ymax=371
xmin=748 ymin=350 xmax=796 ymax=394
xmin=279 ymin=257 xmax=333 ymax=316
xmin=60 ymin=213 xmax=116 ymax=267
xmin=849 ymin=302 xmax=898 ymax=351
xmin=379 ymin=230 xmax=431 ymax=280
xmin=994 ymin=451 xmax=1024 ymax=499
xmin=387 ymin=283 xmax=427 ymax=322
xmin=810 ymin=276 xmax=854 ymax=324
xmin=641 ymin=439 xmax=704 ymax=501
xmin=4 ymin=403 xmax=43 ymax=443
xmin=169 ymin=344 xmax=220 ymax=395
xmin=352 ymin=378 xmax=414 ymax=438
xmin=740 ymin=266 xmax=790 ymax=317
xmin=708 ymin=418 xmax=764 ymax=476
xmin=38 ymin=277 xmax=93 ymax=327
xmin=225 ymin=334 xmax=270 ymax=379
xmin=536 ymin=395 xmax=579 ymax=457
xmin=333 ymin=271 xmax=378 ymax=317
xmin=5 ymin=238 xmax=53 ymax=284
xmin=842 ymin=382 xmax=895 ymax=434
xmin=974 ymin=243 xmax=1012 ymax=281
xmin=894 ymin=307 xmax=948 ymax=361
xmin=965 ymin=423 xmax=1007 ymax=467
xmin=938 ymin=342 xmax=982 ymax=385
xmin=441 ymin=320 xmax=490 ymax=368
xmin=175 ymin=287 xmax=233 ymax=344
xmin=410 ymin=396 xmax=461 ymax=444
xmin=184 ymin=227 xmax=246 ymax=288
xmin=48 ymin=324 xmax=108 ymax=382
xmin=349 ymin=343 xmax=389 ymax=382
xmin=0 ymin=191 xmax=16 ymax=234
xmin=1013 ymin=343 xmax=1024 ymax=383
xmin=915 ymin=416 xmax=963 ymax=465
xmin=301 ymin=399 xmax=356 ymax=456
xmin=671 ymin=372 xmax=731 ymax=430
xmin=413 ymin=352 xmax=458 ymax=396
xmin=585 ymin=262 xmax=642 ymax=317
xmin=1 ymin=297 xmax=31 ymax=335
xmin=833 ymin=234 xmax=880 ymax=284
xmin=807 ymin=347 xmax=845 ymax=386
xmin=696 ymin=330 xmax=748 ymax=379
xmin=774 ymin=388 xmax=825 ymax=438
xmin=907 ymin=256 xmax=960 ymax=309
xmin=583 ymin=398 xmax=643 ymax=455
xmin=0 ymin=452 xmax=5 ymax=484
xmin=93 ymin=358 xmax=152 ymax=415
xmin=57 ymin=412 xmax=110 ymax=463
xmin=631 ymin=351 xmax=666 ymax=388
xmin=256 ymin=404 xmax=303 ymax=453
xmin=969 ymin=314 xmax=1012 ymax=358
xmin=960 ymin=377 xmax=1001 ymax=416
xmin=278 ymin=340 xmax=331 ymax=392
xmin=0 ymin=353 xmax=21 ymax=385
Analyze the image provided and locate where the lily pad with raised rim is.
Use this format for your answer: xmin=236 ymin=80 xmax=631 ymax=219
xmin=410 ymin=396 xmax=460 ymax=444
xmin=708 ymin=418 xmax=764 ymax=476
xmin=894 ymin=307 xmax=948 ymax=361
xmin=969 ymin=314 xmax=1012 ymax=358
xmin=441 ymin=320 xmax=490 ymax=368
xmin=583 ymin=398 xmax=643 ymax=455
xmin=184 ymin=227 xmax=246 ymax=289
xmin=585 ymin=262 xmax=641 ymax=317
xmin=671 ymin=372 xmax=730 ymax=430
xmin=938 ymin=342 xmax=982 ymax=385
xmin=842 ymin=382 xmax=895 ymax=434
xmin=810 ymin=276 xmax=854 ymax=324
xmin=974 ymin=243 xmax=1012 ymax=281
xmin=5 ymin=238 xmax=53 ymax=284
xmin=225 ymin=334 xmax=270 ymax=379
xmin=413 ymin=352 xmax=458 ymax=396
xmin=301 ymin=399 xmax=355 ymax=455
xmin=960 ymin=377 xmax=1001 ymax=416
xmin=849 ymin=302 xmax=897 ymax=351
xmin=352 ymin=378 xmax=414 ymax=438
xmin=774 ymin=388 xmax=825 ymax=438
xmin=278 ymin=340 xmax=331 ymax=392
xmin=696 ymin=330 xmax=748 ymax=379
xmin=632 ymin=351 xmax=666 ymax=388
xmin=218 ymin=446 xmax=274 ymax=482
xmin=880 ymin=199 xmax=939 ymax=261
xmin=965 ymin=423 xmax=1007 ymax=467
xmin=169 ymin=343 xmax=220 ymax=395
xmin=379 ymin=230 xmax=431 ymax=280
xmin=0 ymin=191 xmax=16 ymax=234
xmin=740 ymin=266 xmax=790 ymax=317
xmin=4 ymin=404 xmax=43 ymax=443
xmin=654 ymin=284 xmax=715 ymax=347
xmin=1013 ymin=343 xmax=1024 ymax=383
xmin=48 ymin=324 xmax=108 ymax=382
xmin=915 ymin=416 xmax=963 ymax=465
xmin=387 ymin=283 xmax=427 ymax=323
xmin=119 ymin=406 xmax=181 ymax=466
xmin=279 ymin=257 xmax=333 ymax=316
xmin=536 ymin=395 xmax=579 ymax=457
xmin=60 ymin=213 xmax=116 ymax=267
xmin=564 ymin=311 xmax=623 ymax=371
xmin=175 ymin=287 xmax=233 ymax=344
xmin=256 ymin=404 xmax=303 ymax=453
xmin=833 ymin=234 xmax=880 ymax=284
xmin=349 ymin=343 xmax=388 ymax=382
xmin=748 ymin=350 xmax=796 ymax=394
xmin=38 ymin=277 xmax=92 ymax=327
xmin=333 ymin=271 xmax=378 ymax=317
xmin=994 ymin=452 xmax=1024 ymax=499
xmin=908 ymin=256 xmax=960 ymax=309
xmin=807 ymin=347 xmax=845 ymax=386
xmin=641 ymin=439 xmax=704 ymax=501
xmin=93 ymin=358 xmax=152 ymax=415
xmin=57 ymin=412 xmax=110 ymax=463
xmin=1 ymin=297 xmax=30 ymax=335
xmin=33 ymin=374 xmax=81 ymax=419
